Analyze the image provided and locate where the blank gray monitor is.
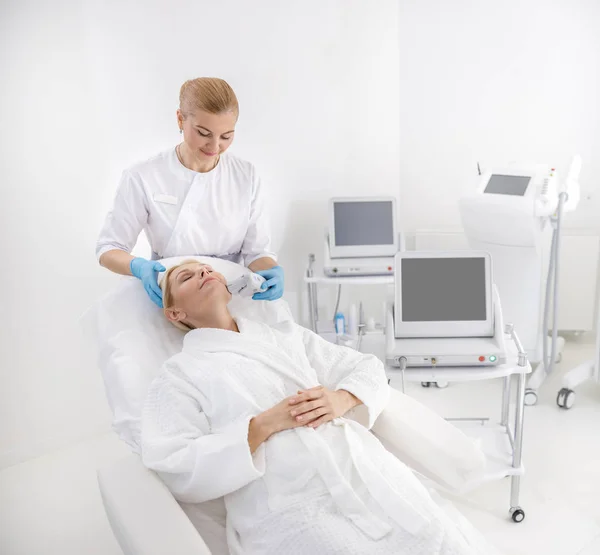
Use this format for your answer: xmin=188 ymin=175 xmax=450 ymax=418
xmin=484 ymin=174 xmax=531 ymax=196
xmin=333 ymin=201 xmax=394 ymax=246
xmin=401 ymin=257 xmax=487 ymax=321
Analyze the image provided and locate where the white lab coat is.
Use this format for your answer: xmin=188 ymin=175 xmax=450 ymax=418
xmin=141 ymin=315 xmax=496 ymax=555
xmin=96 ymin=148 xmax=276 ymax=265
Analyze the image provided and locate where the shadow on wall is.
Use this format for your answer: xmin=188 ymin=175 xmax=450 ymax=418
xmin=275 ymin=198 xmax=327 ymax=321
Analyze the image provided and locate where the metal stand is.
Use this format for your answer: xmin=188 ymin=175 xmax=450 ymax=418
xmin=304 ymin=254 xmax=394 ymax=331
xmin=506 ymin=323 xmax=528 ymax=523
xmin=441 ymin=324 xmax=528 ymax=523
xmin=361 ymin=323 xmax=531 ymax=523
xmin=306 ymin=254 xmax=318 ymax=331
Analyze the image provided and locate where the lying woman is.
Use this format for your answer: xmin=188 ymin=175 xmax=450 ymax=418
xmin=141 ymin=260 xmax=499 ymax=555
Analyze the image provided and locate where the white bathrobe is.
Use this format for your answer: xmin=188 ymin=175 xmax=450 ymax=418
xmin=141 ymin=316 xmax=495 ymax=555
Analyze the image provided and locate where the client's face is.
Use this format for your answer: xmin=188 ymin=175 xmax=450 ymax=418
xmin=165 ymin=263 xmax=231 ymax=328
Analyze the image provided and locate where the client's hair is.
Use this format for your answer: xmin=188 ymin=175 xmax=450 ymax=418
xmin=160 ymin=259 xmax=201 ymax=332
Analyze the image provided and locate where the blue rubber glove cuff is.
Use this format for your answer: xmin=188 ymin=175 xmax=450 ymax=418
xmin=130 ymin=257 xmax=166 ymax=308
xmin=252 ymin=265 xmax=284 ymax=301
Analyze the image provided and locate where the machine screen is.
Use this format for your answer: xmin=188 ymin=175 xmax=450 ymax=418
xmin=484 ymin=174 xmax=531 ymax=196
xmin=334 ymin=201 xmax=394 ymax=246
xmin=401 ymin=257 xmax=487 ymax=321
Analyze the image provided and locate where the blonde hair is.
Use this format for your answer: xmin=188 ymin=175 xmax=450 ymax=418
xmin=160 ymin=259 xmax=203 ymax=332
xmin=179 ymin=77 xmax=239 ymax=119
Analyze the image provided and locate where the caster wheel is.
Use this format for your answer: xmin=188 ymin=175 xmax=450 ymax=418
xmin=421 ymin=382 xmax=432 ymax=388
xmin=557 ymin=388 xmax=575 ymax=409
xmin=510 ymin=507 xmax=525 ymax=523
xmin=435 ymin=381 xmax=449 ymax=389
xmin=524 ymin=389 xmax=538 ymax=406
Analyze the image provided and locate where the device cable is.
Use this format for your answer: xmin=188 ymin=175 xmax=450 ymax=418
xmin=542 ymin=192 xmax=567 ymax=377
xmin=332 ymin=284 xmax=342 ymax=322
xmin=398 ymin=356 xmax=407 ymax=393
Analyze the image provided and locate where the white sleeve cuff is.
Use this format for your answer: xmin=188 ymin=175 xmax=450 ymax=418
xmin=205 ymin=415 xmax=266 ymax=484
xmin=96 ymin=244 xmax=130 ymax=262
xmin=244 ymin=252 xmax=278 ymax=267
xmin=336 ymin=382 xmax=391 ymax=429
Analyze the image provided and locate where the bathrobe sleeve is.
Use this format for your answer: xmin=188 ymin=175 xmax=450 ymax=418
xmin=140 ymin=365 xmax=266 ymax=504
xmin=299 ymin=326 xmax=390 ymax=428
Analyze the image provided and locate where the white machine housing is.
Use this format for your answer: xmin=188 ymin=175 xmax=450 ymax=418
xmin=460 ymin=164 xmax=560 ymax=247
xmin=386 ymin=251 xmax=507 ymax=368
xmin=323 ymin=233 xmax=398 ymax=277
xmin=227 ymin=272 xmax=266 ymax=298
xmin=459 ymin=161 xmax=579 ymax=364
xmin=324 ymin=196 xmax=401 ymax=277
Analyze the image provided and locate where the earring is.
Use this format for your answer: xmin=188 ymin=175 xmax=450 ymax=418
xmin=179 ymin=128 xmax=183 ymax=134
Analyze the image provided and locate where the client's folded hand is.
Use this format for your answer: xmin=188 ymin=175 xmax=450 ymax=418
xmin=288 ymin=386 xmax=360 ymax=429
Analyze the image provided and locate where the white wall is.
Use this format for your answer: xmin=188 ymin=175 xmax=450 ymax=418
xmin=397 ymin=0 xmax=600 ymax=232
xmin=0 ymin=0 xmax=400 ymax=468
xmin=0 ymin=0 xmax=118 ymax=469
xmin=2 ymin=0 xmax=599 ymax=471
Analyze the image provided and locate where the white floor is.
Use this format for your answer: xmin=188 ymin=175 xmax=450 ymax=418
xmin=1 ymin=340 xmax=599 ymax=555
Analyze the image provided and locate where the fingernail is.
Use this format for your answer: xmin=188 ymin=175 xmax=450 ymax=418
xmin=297 ymin=416 xmax=303 ymax=421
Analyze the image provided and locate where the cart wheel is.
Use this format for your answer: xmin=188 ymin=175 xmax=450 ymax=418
xmin=435 ymin=381 xmax=449 ymax=389
xmin=524 ymin=389 xmax=538 ymax=406
xmin=421 ymin=382 xmax=432 ymax=388
xmin=557 ymin=388 xmax=575 ymax=410
xmin=510 ymin=507 xmax=525 ymax=523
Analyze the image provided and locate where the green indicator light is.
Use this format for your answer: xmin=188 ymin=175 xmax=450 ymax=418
xmin=489 ymin=355 xmax=497 ymax=362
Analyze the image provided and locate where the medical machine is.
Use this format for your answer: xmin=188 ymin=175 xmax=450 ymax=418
xmin=385 ymin=251 xmax=507 ymax=368
xmin=227 ymin=272 xmax=266 ymax=298
xmin=459 ymin=156 xmax=581 ymax=404
xmin=324 ymin=197 xmax=399 ymax=277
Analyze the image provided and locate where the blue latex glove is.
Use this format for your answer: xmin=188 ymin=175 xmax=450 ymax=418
xmin=130 ymin=257 xmax=166 ymax=308
xmin=252 ymin=265 xmax=284 ymax=301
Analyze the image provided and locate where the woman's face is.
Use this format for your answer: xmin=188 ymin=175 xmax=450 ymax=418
xmin=166 ymin=263 xmax=230 ymax=325
xmin=178 ymin=109 xmax=236 ymax=162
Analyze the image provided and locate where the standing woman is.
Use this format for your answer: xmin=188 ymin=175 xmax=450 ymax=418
xmin=96 ymin=77 xmax=283 ymax=307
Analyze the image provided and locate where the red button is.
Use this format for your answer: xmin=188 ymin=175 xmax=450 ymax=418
xmin=478 ymin=356 xmax=485 ymax=362
xmin=388 ymin=266 xmax=392 ymax=271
